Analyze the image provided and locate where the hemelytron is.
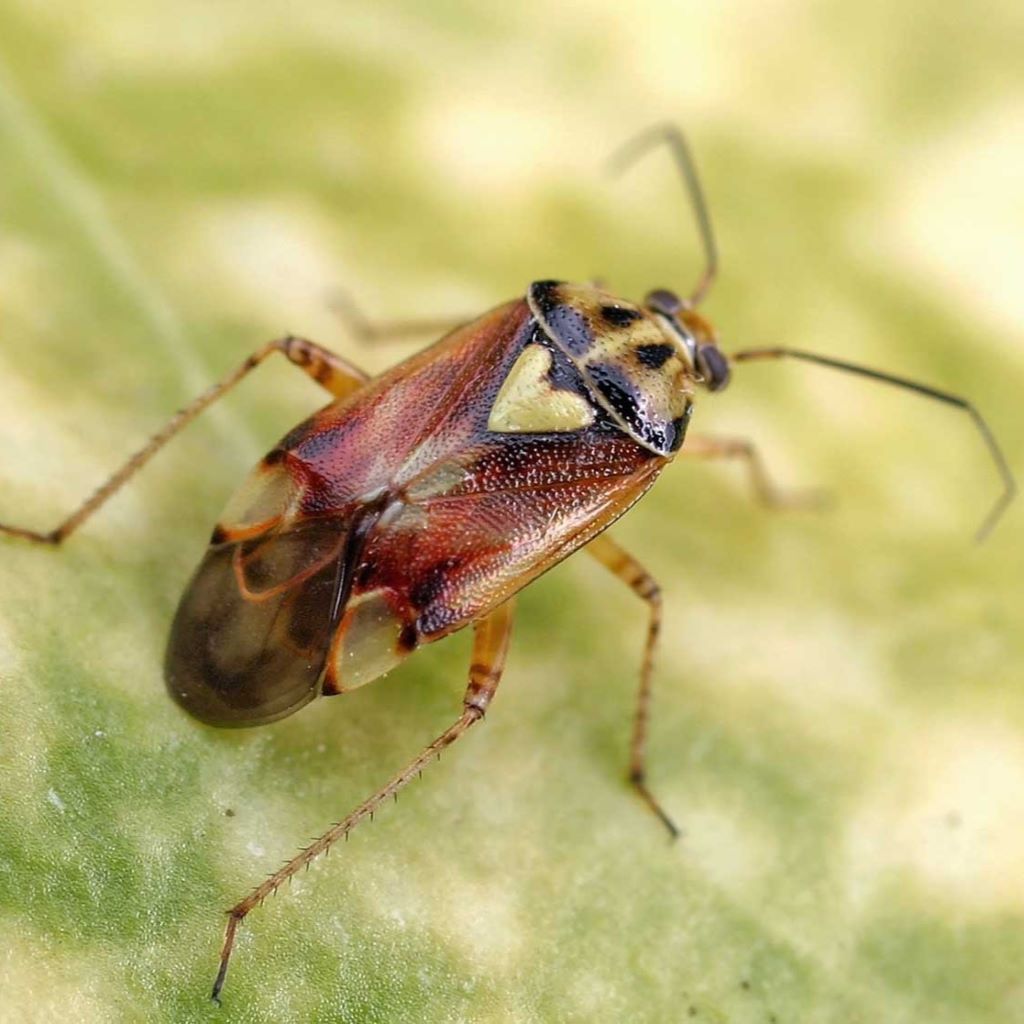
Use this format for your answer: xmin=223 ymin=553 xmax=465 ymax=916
xmin=0 ymin=126 xmax=1014 ymax=1001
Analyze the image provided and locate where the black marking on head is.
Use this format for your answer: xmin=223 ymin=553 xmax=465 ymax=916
xmin=209 ymin=524 xmax=229 ymax=546
xmin=600 ymin=304 xmax=642 ymax=327
xmin=397 ymin=623 xmax=419 ymax=654
xmin=263 ymin=448 xmax=286 ymax=467
xmin=529 ymin=281 xmax=593 ymax=357
xmin=634 ymin=343 xmax=676 ymax=370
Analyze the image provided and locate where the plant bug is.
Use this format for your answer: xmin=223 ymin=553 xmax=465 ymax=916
xmin=0 ymin=126 xmax=1015 ymax=1001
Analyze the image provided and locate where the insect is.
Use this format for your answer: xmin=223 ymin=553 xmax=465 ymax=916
xmin=1 ymin=126 xmax=1014 ymax=1001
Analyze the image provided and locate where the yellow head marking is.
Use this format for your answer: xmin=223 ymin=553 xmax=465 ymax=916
xmin=488 ymin=344 xmax=595 ymax=434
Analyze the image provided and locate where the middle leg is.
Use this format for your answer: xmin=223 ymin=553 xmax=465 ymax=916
xmin=585 ymin=534 xmax=678 ymax=839
xmin=329 ymin=289 xmax=469 ymax=344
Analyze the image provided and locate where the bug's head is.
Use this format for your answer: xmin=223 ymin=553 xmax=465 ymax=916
xmin=644 ymin=287 xmax=731 ymax=394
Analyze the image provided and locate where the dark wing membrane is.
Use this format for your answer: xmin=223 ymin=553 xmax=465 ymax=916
xmin=164 ymin=516 xmax=351 ymax=727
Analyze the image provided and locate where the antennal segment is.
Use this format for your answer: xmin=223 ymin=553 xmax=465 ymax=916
xmin=608 ymin=124 xmax=719 ymax=308
xmin=731 ymin=346 xmax=1016 ymax=542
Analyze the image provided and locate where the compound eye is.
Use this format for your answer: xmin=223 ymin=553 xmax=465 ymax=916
xmin=644 ymin=288 xmax=684 ymax=316
xmin=697 ymin=344 xmax=731 ymax=391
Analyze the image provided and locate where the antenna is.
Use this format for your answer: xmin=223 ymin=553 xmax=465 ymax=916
xmin=732 ymin=346 xmax=1016 ymax=541
xmin=608 ymin=124 xmax=718 ymax=308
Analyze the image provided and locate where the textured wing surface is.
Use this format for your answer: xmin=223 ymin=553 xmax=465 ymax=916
xmin=362 ymin=429 xmax=662 ymax=640
xmin=280 ymin=297 xmax=665 ymax=647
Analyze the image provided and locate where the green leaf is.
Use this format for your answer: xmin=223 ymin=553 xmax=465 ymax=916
xmin=1 ymin=4 xmax=1022 ymax=1022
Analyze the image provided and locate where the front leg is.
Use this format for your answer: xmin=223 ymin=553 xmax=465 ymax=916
xmin=681 ymin=433 xmax=825 ymax=509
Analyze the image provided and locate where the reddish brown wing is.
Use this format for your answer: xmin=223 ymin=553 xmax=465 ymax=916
xmin=166 ymin=296 xmax=668 ymax=716
xmin=299 ymin=299 xmax=666 ymax=689
xmin=281 ymin=296 xmax=665 ymax=656
xmin=358 ymin=428 xmax=662 ymax=642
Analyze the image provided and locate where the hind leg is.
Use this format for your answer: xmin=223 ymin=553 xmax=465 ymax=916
xmin=211 ymin=599 xmax=516 ymax=1002
xmin=0 ymin=335 xmax=368 ymax=545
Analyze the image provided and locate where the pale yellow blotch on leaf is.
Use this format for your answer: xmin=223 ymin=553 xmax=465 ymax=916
xmin=488 ymin=345 xmax=594 ymax=434
xmin=0 ymin=935 xmax=113 ymax=1023
xmin=844 ymin=718 xmax=1024 ymax=912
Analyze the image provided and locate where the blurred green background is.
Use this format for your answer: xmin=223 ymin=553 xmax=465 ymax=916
xmin=1 ymin=2 xmax=1022 ymax=1022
